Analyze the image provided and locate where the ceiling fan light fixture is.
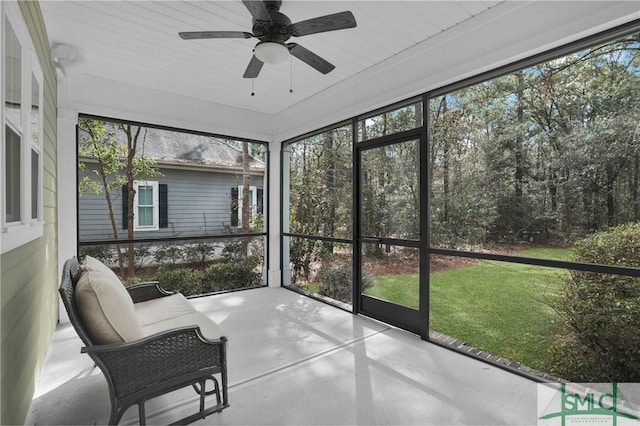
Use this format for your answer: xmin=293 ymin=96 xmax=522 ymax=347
xmin=254 ymin=41 xmax=289 ymax=64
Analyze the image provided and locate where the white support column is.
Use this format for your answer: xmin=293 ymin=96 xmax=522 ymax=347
xmin=280 ymin=144 xmax=291 ymax=287
xmin=57 ymin=107 xmax=78 ymax=322
xmin=268 ymin=140 xmax=282 ymax=287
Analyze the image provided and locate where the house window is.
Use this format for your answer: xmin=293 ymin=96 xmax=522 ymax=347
xmin=30 ymin=72 xmax=41 ymax=220
xmin=121 ymin=182 xmax=167 ymax=231
xmin=1 ymin=4 xmax=44 ymax=253
xmin=133 ymin=180 xmax=159 ymax=231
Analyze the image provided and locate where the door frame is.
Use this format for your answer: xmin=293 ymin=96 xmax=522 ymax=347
xmin=353 ymin=126 xmax=429 ymax=338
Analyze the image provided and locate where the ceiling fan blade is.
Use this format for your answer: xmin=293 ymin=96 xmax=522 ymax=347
xmin=288 ymin=43 xmax=335 ymax=74
xmin=243 ymin=55 xmax=264 ymax=78
xmin=242 ymin=0 xmax=272 ymax=22
xmin=291 ymin=11 xmax=356 ymax=37
xmin=179 ymin=31 xmax=253 ymax=40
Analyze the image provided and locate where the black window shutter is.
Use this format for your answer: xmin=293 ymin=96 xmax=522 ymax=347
xmin=122 ymin=185 xmax=128 ymax=229
xmin=257 ymin=188 xmax=264 ymax=215
xmin=230 ymin=187 xmax=238 ymax=227
xmin=159 ymin=184 xmax=168 ymax=228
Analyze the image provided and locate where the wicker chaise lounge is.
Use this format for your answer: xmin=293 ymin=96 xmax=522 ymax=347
xmin=58 ymin=256 xmax=229 ymax=425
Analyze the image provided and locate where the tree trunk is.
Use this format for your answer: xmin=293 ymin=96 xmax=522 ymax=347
xmin=322 ymin=132 xmax=335 ymax=254
xmin=514 ymin=72 xmax=525 ymax=200
xmin=98 ymin=162 xmax=125 ymax=277
xmin=634 ymin=156 xmax=639 ymax=220
xmin=549 ymin=170 xmax=558 ymax=212
xmin=606 ymin=168 xmax=616 ymax=227
xmin=124 ymin=125 xmax=141 ymax=278
xmin=241 ymin=142 xmax=251 ymax=256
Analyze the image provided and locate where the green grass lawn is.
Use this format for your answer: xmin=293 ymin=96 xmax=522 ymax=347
xmin=367 ymin=247 xmax=571 ymax=370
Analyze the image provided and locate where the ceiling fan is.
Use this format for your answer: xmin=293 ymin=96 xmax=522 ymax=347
xmin=178 ymin=0 xmax=357 ymax=78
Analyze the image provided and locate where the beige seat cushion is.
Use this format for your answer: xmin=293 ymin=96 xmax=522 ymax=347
xmin=76 ymin=256 xmax=144 ymax=344
xmin=134 ymin=293 xmax=196 ymax=327
xmin=141 ymin=312 xmax=225 ymax=341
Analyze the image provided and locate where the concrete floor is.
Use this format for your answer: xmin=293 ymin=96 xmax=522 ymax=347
xmin=27 ymin=287 xmax=541 ymax=425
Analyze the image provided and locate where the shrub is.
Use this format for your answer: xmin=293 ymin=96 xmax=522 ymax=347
xmin=80 ymin=245 xmax=114 ymax=265
xmin=202 ymin=257 xmax=262 ymax=293
xmin=153 ymin=245 xmax=184 ymax=266
xmin=551 ymin=223 xmax=640 ymax=381
xmin=320 ymin=265 xmax=373 ymax=304
xmin=119 ymin=245 xmax=153 ymax=270
xmin=133 ymin=246 xmax=152 ymax=269
xmin=156 ymin=267 xmax=204 ymax=296
xmin=183 ymin=242 xmax=216 ymax=269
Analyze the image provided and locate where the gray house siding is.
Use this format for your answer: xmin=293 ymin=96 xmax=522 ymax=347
xmin=79 ymin=165 xmax=265 ymax=242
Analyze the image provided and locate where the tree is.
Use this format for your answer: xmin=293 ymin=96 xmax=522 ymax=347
xmin=428 ymin=32 xmax=640 ymax=247
xmin=286 ymin=125 xmax=352 ymax=281
xmin=78 ymin=119 xmax=160 ymax=278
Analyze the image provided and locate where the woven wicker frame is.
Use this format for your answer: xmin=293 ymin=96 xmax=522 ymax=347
xmin=59 ymin=257 xmax=229 ymax=425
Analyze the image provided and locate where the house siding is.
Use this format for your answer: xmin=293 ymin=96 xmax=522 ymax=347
xmin=0 ymin=2 xmax=58 ymax=425
xmin=79 ymin=165 xmax=265 ymax=241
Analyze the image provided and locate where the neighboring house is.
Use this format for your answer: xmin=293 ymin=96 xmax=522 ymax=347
xmin=78 ymin=126 xmax=265 ymax=242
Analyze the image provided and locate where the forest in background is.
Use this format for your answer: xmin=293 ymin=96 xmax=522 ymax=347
xmin=286 ymin=31 xmax=640 ymax=274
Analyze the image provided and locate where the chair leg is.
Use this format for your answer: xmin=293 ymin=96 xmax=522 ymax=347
xmin=109 ymin=406 xmax=126 ymax=426
xmin=199 ymin=379 xmax=206 ymax=413
xmin=139 ymin=400 xmax=146 ymax=426
xmin=193 ymin=376 xmax=220 ymax=397
xmin=213 ymin=378 xmax=221 ymax=405
xmin=221 ymin=366 xmax=229 ymax=407
xmin=108 ymin=407 xmax=118 ymax=426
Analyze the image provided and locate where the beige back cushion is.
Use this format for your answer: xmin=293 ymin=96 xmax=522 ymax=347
xmin=76 ymin=256 xmax=144 ymax=344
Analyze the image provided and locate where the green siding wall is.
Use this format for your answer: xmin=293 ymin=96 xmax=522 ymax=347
xmin=1 ymin=1 xmax=58 ymax=424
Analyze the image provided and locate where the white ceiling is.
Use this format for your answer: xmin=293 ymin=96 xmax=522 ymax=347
xmin=39 ymin=1 xmax=640 ymax=141
xmin=40 ymin=1 xmax=500 ymax=115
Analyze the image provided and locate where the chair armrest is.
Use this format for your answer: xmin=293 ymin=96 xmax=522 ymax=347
xmin=126 ymin=281 xmax=175 ymax=303
xmin=82 ymin=327 xmax=227 ymax=400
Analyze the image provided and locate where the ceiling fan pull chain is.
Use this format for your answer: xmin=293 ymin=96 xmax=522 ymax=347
xmin=289 ymin=56 xmax=293 ymax=94
xmin=251 ymin=78 xmax=255 ymax=97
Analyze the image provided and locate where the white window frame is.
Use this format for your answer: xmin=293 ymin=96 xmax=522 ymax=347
xmin=1 ymin=1 xmax=44 ymax=254
xmin=237 ymin=185 xmax=258 ymax=227
xmin=133 ymin=180 xmax=159 ymax=231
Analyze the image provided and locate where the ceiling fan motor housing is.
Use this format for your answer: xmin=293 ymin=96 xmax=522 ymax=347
xmin=252 ymin=10 xmax=292 ymax=43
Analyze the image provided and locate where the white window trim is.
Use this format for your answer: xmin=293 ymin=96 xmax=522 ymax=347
xmin=1 ymin=1 xmax=44 ymax=254
xmin=30 ymin=59 xmax=44 ymax=223
xmin=237 ymin=185 xmax=258 ymax=227
xmin=133 ymin=180 xmax=159 ymax=231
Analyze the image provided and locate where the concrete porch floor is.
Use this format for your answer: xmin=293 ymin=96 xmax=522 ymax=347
xmin=27 ymin=287 xmax=541 ymax=425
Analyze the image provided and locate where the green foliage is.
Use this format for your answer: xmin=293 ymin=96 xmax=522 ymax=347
xmin=289 ymin=237 xmax=324 ymax=282
xmin=360 ymin=141 xmax=420 ymax=241
xmin=202 ymin=256 xmax=262 ymax=293
xmin=78 ymin=119 xmax=127 ymax=196
xmin=133 ymin=246 xmax=152 ymax=269
xmin=183 ymin=242 xmax=216 ymax=268
xmin=428 ymin=34 xmax=640 ymax=249
xmin=79 ymin=245 xmax=114 ymax=264
xmin=155 ymin=267 xmax=203 ymax=296
xmin=287 ymin=125 xmax=353 ymax=279
xmin=552 ymin=223 xmax=640 ymax=381
xmin=431 ymin=193 xmax=496 ymax=248
xmin=117 ymin=245 xmax=153 ymax=270
xmin=153 ymin=244 xmax=184 ymax=265
xmin=320 ymin=265 xmax=373 ymax=304
xmin=78 ymin=118 xmax=162 ymax=278
xmin=156 ymin=252 xmax=263 ymax=296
